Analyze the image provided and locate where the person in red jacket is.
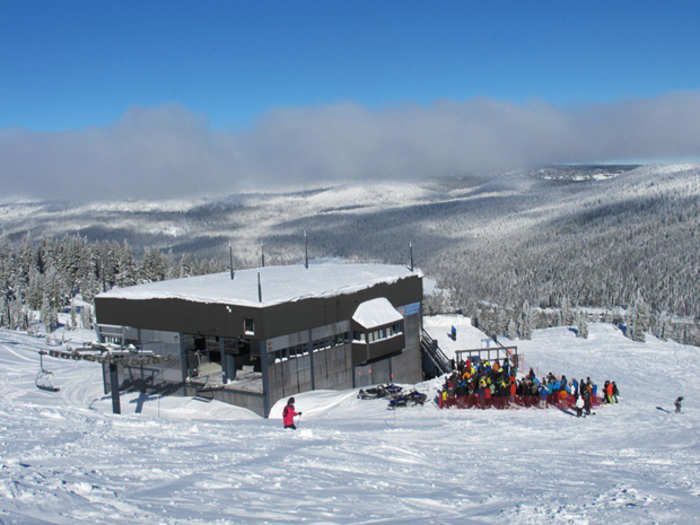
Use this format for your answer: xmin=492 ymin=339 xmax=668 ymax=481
xmin=283 ymin=397 xmax=301 ymax=429
xmin=605 ymin=381 xmax=614 ymax=404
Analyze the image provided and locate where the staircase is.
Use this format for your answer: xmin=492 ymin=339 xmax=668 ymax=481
xmin=420 ymin=328 xmax=452 ymax=377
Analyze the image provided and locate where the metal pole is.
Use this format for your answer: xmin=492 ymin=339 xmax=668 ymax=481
xmin=229 ymin=244 xmax=234 ymax=280
xmin=257 ymin=272 xmax=262 ymax=303
xmin=409 ymin=241 xmax=413 ymax=271
xmin=308 ymin=328 xmax=315 ymax=390
xmin=259 ymin=341 xmax=271 ymax=418
xmin=109 ymin=362 xmax=121 ymax=415
xmin=261 ymin=245 xmax=265 ymax=267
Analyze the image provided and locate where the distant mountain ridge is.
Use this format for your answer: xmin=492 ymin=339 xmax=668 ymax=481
xmin=1 ymin=164 xmax=698 ymax=330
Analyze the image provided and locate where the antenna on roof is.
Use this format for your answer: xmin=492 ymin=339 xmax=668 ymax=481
xmin=261 ymin=245 xmax=265 ymax=268
xmin=304 ymin=230 xmax=308 ymax=269
xmin=229 ymin=243 xmax=235 ymax=280
xmin=409 ymin=240 xmax=414 ymax=272
xmin=257 ymin=271 xmax=262 ymax=303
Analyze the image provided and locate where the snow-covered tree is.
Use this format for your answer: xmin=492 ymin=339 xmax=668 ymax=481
xmin=40 ymin=293 xmax=58 ymax=333
xmin=518 ymin=300 xmax=533 ymax=339
xmin=139 ymin=248 xmax=168 ymax=283
xmin=627 ymin=290 xmax=650 ymax=342
xmin=506 ymin=317 xmax=517 ymax=340
xmin=115 ymin=240 xmax=138 ymax=288
xmin=80 ymin=304 xmax=93 ymax=330
xmin=576 ymin=311 xmax=589 ymax=339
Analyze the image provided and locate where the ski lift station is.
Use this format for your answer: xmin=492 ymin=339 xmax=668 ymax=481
xmin=94 ymin=263 xmax=423 ymax=417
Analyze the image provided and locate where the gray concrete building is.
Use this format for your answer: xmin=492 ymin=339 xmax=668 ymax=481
xmin=94 ymin=263 xmax=423 ymax=417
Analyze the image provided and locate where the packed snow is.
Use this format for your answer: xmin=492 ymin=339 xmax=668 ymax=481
xmin=422 ymin=314 xmax=490 ymax=358
xmin=98 ymin=263 xmax=421 ymax=307
xmin=1 ymin=320 xmax=698 ymax=524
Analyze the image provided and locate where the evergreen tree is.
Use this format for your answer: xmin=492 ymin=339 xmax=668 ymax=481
xmin=69 ymin=303 xmax=77 ymax=331
xmin=506 ymin=317 xmax=517 ymax=340
xmin=115 ymin=240 xmax=137 ymax=287
xmin=629 ymin=290 xmax=650 ymax=342
xmin=80 ymin=304 xmax=93 ymax=330
xmin=576 ymin=311 xmax=589 ymax=339
xmin=26 ymin=267 xmax=44 ymax=310
xmin=0 ymin=294 xmax=7 ymax=328
xmin=518 ymin=300 xmax=533 ymax=339
xmin=10 ymin=298 xmax=24 ymax=330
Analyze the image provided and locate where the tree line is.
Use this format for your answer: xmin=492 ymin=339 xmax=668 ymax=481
xmin=0 ymin=236 xmax=227 ymax=332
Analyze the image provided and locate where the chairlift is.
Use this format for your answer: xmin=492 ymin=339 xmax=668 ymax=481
xmin=35 ymin=350 xmax=60 ymax=392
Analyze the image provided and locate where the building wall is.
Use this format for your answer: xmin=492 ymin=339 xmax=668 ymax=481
xmin=354 ymin=357 xmax=392 ymax=387
xmin=266 ymin=341 xmax=353 ymax=410
xmin=184 ymin=385 xmax=266 ymax=417
xmin=94 ymin=275 xmax=422 ymax=342
xmin=388 ymin=312 xmax=423 ymax=384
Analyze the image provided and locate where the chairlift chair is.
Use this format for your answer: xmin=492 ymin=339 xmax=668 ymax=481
xmin=35 ymin=350 xmax=60 ymax=392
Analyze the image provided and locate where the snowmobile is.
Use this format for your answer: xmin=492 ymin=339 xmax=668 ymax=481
xmin=357 ymin=383 xmax=402 ymax=399
xmin=35 ymin=350 xmax=60 ymax=392
xmin=387 ymin=390 xmax=427 ymax=409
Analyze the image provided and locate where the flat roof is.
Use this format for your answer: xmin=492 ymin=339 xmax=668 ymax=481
xmin=97 ymin=263 xmax=422 ymax=308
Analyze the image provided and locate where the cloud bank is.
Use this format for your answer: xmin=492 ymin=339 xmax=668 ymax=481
xmin=2 ymin=92 xmax=700 ymax=201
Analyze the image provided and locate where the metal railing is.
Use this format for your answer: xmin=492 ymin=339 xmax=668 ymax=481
xmin=454 ymin=345 xmax=519 ymax=368
xmin=420 ymin=328 xmax=452 ymax=375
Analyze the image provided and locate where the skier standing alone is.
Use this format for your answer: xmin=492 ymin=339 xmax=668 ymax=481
xmin=283 ymin=397 xmax=301 ymax=429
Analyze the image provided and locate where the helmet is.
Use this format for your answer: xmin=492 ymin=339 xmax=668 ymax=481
xmin=288 ymin=397 xmax=295 ymax=404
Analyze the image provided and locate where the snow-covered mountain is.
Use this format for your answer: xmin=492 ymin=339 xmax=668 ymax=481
xmin=1 ymin=320 xmax=697 ymax=524
xmin=2 ymin=164 xmax=699 ymax=325
xmin=1 ymin=164 xmax=696 ymax=257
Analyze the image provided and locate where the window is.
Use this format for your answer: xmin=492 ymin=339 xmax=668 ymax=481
xmin=244 ymin=318 xmax=255 ymax=335
xmin=353 ymin=331 xmax=366 ymax=342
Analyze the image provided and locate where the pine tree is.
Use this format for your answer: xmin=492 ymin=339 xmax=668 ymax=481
xmin=495 ymin=308 xmax=507 ymax=338
xmin=40 ymin=294 xmax=52 ymax=333
xmin=0 ymin=294 xmax=7 ymax=328
xmin=26 ymin=267 xmax=44 ymax=310
xmin=561 ymin=295 xmax=573 ymax=325
xmin=10 ymin=298 xmax=24 ymax=331
xmin=518 ymin=300 xmax=533 ymax=339
xmin=506 ymin=317 xmax=517 ymax=340
xmin=629 ymin=290 xmax=650 ymax=342
xmin=115 ymin=240 xmax=137 ymax=288
xmin=80 ymin=304 xmax=93 ymax=330
xmin=70 ymin=303 xmax=77 ymax=331
xmin=576 ymin=311 xmax=589 ymax=339
xmin=139 ymin=248 xmax=167 ymax=283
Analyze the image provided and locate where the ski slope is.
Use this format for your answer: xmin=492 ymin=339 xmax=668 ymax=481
xmin=1 ymin=323 xmax=698 ymax=524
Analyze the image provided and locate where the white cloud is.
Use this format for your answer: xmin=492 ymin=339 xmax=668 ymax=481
xmin=2 ymin=92 xmax=700 ymax=201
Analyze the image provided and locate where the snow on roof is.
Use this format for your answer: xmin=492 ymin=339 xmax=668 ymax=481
xmin=97 ymin=263 xmax=422 ymax=308
xmin=352 ymin=297 xmax=403 ymax=329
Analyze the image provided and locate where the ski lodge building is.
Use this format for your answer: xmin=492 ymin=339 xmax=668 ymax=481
xmin=94 ymin=263 xmax=423 ymax=417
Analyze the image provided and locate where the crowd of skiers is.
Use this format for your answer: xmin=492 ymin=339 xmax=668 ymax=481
xmin=437 ymin=357 xmax=619 ymax=416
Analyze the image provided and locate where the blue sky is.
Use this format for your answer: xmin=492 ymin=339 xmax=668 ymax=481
xmin=2 ymin=0 xmax=699 ymax=131
xmin=2 ymin=1 xmax=700 ymax=200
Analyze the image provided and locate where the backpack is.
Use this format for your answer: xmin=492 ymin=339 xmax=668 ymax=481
xmin=283 ymin=406 xmax=289 ymax=418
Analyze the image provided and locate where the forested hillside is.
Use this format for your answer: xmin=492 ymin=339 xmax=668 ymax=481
xmin=1 ymin=164 xmax=698 ymax=345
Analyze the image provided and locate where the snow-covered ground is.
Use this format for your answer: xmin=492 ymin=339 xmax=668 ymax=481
xmin=1 ymin=321 xmax=698 ymax=524
xmin=423 ymin=314 xmax=490 ymax=359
